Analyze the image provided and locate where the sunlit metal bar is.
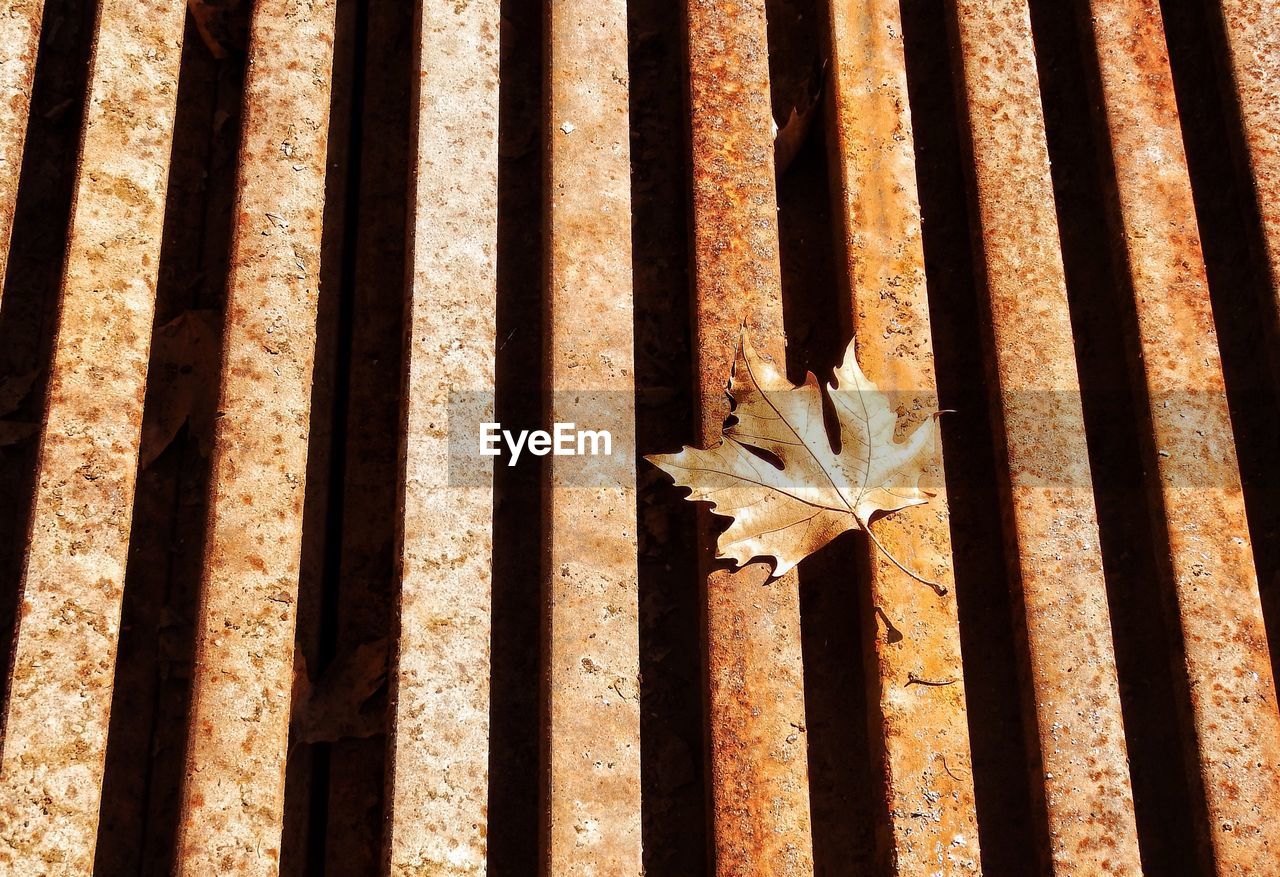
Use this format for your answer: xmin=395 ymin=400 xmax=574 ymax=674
xmin=685 ymin=0 xmax=816 ymax=873
xmin=542 ymin=0 xmax=642 ymax=871
xmin=947 ymin=0 xmax=1144 ymax=870
xmin=383 ymin=0 xmax=499 ymax=872
xmin=826 ymin=0 xmax=982 ymax=871
xmin=173 ymin=1 xmax=338 ymax=872
xmin=1080 ymin=0 xmax=1280 ymax=869
xmin=1213 ymin=0 xmax=1280 ymax=367
xmin=0 ymin=1 xmax=185 ymax=872
xmin=0 ymin=0 xmax=42 ymax=301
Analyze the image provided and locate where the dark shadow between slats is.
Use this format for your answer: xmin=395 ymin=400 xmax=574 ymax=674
xmin=300 ymin=0 xmax=414 ymax=870
xmin=779 ymin=119 xmax=886 ymax=877
xmin=486 ymin=0 xmax=545 ymax=870
xmin=627 ymin=0 xmax=709 ymax=872
xmin=899 ymin=2 xmax=1042 ymax=872
xmin=766 ymin=0 xmax=887 ymax=869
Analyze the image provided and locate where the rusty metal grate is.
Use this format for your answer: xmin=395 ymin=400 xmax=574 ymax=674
xmin=1 ymin=0 xmax=1278 ymax=874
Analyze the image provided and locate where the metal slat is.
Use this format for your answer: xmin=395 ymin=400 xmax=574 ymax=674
xmin=1214 ymin=0 xmax=1280 ymax=371
xmin=0 ymin=0 xmax=42 ymax=301
xmin=826 ymin=1 xmax=982 ymax=871
xmin=1080 ymin=1 xmax=1280 ymax=870
xmin=173 ymin=1 xmax=337 ymax=872
xmin=384 ymin=0 xmax=499 ymax=872
xmin=947 ymin=0 xmax=1145 ymax=871
xmin=685 ymin=1 xmax=816 ymax=874
xmin=278 ymin=1 xmax=356 ymax=870
xmin=0 ymin=0 xmax=185 ymax=872
xmin=543 ymin=0 xmax=642 ymax=871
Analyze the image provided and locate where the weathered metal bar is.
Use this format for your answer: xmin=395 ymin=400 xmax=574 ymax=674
xmin=0 ymin=1 xmax=185 ymax=873
xmin=685 ymin=1 xmax=816 ymax=874
xmin=278 ymin=0 xmax=356 ymax=869
xmin=173 ymin=1 xmax=338 ymax=872
xmin=0 ymin=0 xmax=42 ymax=301
xmin=825 ymin=0 xmax=981 ymax=871
xmin=1212 ymin=0 xmax=1280 ymax=364
xmin=947 ymin=0 xmax=1145 ymax=871
xmin=543 ymin=0 xmax=642 ymax=872
xmin=382 ymin=0 xmax=498 ymax=872
xmin=1079 ymin=1 xmax=1280 ymax=870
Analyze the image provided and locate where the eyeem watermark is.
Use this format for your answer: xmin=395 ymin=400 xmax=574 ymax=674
xmin=481 ymin=422 xmax=613 ymax=466
xmin=445 ymin=388 xmax=1254 ymax=488
xmin=448 ymin=392 xmax=633 ymax=486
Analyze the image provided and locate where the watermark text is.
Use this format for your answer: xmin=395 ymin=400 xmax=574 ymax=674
xmin=480 ymin=422 xmax=612 ymax=466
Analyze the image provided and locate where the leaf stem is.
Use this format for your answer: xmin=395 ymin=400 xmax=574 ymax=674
xmin=859 ymin=516 xmax=948 ymax=596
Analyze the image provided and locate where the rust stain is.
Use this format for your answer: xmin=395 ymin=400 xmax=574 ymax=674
xmin=686 ymin=0 xmax=815 ymax=874
xmin=174 ymin=0 xmax=338 ymax=873
xmin=826 ymin=0 xmax=981 ymax=871
xmin=948 ymin=0 xmax=1144 ymax=871
xmin=542 ymin=0 xmax=642 ymax=873
xmin=0 ymin=0 xmax=43 ymax=306
xmin=384 ymin=0 xmax=500 ymax=874
xmin=0 ymin=0 xmax=186 ymax=873
xmin=1081 ymin=0 xmax=1280 ymax=872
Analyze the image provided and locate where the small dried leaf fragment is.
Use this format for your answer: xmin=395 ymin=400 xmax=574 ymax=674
xmin=187 ymin=0 xmax=249 ymax=59
xmin=0 ymin=370 xmax=39 ymax=447
xmin=292 ymin=638 xmax=389 ymax=745
xmin=647 ymin=332 xmax=940 ymax=583
xmin=139 ymin=309 xmax=221 ymax=468
xmin=0 ymin=370 xmax=38 ymax=417
xmin=772 ymin=59 xmax=827 ymax=174
xmin=0 ymin=422 xmax=38 ymax=447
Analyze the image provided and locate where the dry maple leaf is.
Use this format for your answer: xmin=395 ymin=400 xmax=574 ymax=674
xmin=647 ymin=331 xmax=944 ymax=591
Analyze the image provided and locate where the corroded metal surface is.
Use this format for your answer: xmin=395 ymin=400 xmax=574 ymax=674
xmin=0 ymin=0 xmax=1276 ymax=870
xmin=1081 ymin=1 xmax=1280 ymax=871
xmin=384 ymin=0 xmax=499 ymax=873
xmin=174 ymin=1 xmax=337 ymax=873
xmin=686 ymin=1 xmax=815 ymax=874
xmin=1214 ymin=0 xmax=1280 ymax=365
xmin=826 ymin=0 xmax=981 ymax=871
xmin=948 ymin=0 xmax=1144 ymax=872
xmin=543 ymin=0 xmax=642 ymax=872
xmin=0 ymin=0 xmax=42 ymax=302
xmin=0 ymin=0 xmax=185 ymax=873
